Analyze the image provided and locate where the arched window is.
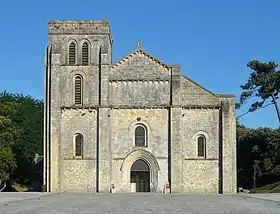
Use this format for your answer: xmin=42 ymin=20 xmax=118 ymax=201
xmin=74 ymin=133 xmax=83 ymax=157
xmin=197 ymin=135 xmax=206 ymax=158
xmin=82 ymin=42 xmax=89 ymax=65
xmin=135 ymin=126 xmax=147 ymax=147
xmin=69 ymin=42 xmax=76 ymax=65
xmin=74 ymin=75 xmax=82 ymax=105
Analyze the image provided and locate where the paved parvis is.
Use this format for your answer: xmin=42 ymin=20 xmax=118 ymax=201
xmin=1 ymin=193 xmax=280 ymax=214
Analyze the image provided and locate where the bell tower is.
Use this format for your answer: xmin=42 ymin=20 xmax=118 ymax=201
xmin=44 ymin=20 xmax=113 ymax=192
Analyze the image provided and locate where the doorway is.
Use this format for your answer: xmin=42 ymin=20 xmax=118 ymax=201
xmin=130 ymin=159 xmax=150 ymax=192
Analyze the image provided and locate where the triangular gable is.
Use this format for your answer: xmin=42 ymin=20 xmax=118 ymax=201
xmin=111 ymin=49 xmax=170 ymax=70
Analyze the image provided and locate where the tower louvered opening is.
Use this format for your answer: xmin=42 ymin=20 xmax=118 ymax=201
xmin=82 ymin=42 xmax=89 ymax=65
xmin=69 ymin=42 xmax=76 ymax=65
xmin=74 ymin=75 xmax=82 ymax=105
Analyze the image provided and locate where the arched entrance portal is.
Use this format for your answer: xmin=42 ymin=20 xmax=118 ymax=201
xmin=130 ymin=159 xmax=150 ymax=192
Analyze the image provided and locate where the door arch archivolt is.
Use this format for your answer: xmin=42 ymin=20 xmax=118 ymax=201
xmin=120 ymin=149 xmax=160 ymax=190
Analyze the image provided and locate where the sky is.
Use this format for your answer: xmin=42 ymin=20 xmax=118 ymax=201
xmin=0 ymin=0 xmax=279 ymax=128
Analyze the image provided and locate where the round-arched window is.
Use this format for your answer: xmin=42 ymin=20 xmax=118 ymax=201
xmin=197 ymin=135 xmax=206 ymax=158
xmin=135 ymin=126 xmax=147 ymax=147
xmin=74 ymin=133 xmax=83 ymax=157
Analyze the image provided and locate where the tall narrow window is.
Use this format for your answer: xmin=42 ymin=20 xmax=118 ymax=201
xmin=135 ymin=126 xmax=147 ymax=147
xmin=75 ymin=133 xmax=83 ymax=157
xmin=198 ymin=135 xmax=206 ymax=158
xmin=69 ymin=42 xmax=76 ymax=65
xmin=82 ymin=42 xmax=89 ymax=65
xmin=74 ymin=75 xmax=82 ymax=105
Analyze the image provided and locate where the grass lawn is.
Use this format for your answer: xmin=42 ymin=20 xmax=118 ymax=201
xmin=251 ymin=181 xmax=280 ymax=193
xmin=12 ymin=183 xmax=28 ymax=192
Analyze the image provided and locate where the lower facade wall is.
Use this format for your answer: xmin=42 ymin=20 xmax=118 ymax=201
xmin=57 ymin=159 xmax=221 ymax=193
xmin=62 ymin=159 xmax=96 ymax=192
xmin=183 ymin=160 xmax=219 ymax=193
xmin=59 ymin=159 xmax=219 ymax=193
xmin=111 ymin=159 xmax=128 ymax=192
xmin=110 ymin=158 xmax=168 ymax=193
xmin=156 ymin=159 xmax=169 ymax=192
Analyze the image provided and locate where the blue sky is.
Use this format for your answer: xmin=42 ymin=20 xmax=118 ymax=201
xmin=0 ymin=0 xmax=279 ymax=128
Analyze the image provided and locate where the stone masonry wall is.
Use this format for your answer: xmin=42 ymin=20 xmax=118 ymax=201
xmin=221 ymin=96 xmax=237 ymax=194
xmin=180 ymin=76 xmax=220 ymax=106
xmin=182 ymin=108 xmax=219 ymax=193
xmin=110 ymin=109 xmax=168 ymax=157
xmin=110 ymin=50 xmax=170 ymax=80
xmin=48 ymin=34 xmax=111 ymax=66
xmin=60 ymin=109 xmax=97 ymax=158
xmin=49 ymin=52 xmax=61 ymax=191
xmin=109 ymin=50 xmax=171 ymax=106
xmin=170 ymin=65 xmax=183 ymax=193
xmin=183 ymin=160 xmax=219 ymax=193
xmin=62 ymin=160 xmax=96 ymax=192
xmin=59 ymin=66 xmax=99 ymax=107
xmin=48 ymin=20 xmax=111 ymax=38
xmin=109 ymin=81 xmax=170 ymax=106
xmin=60 ymin=108 xmax=97 ymax=191
xmin=182 ymin=109 xmax=219 ymax=159
xmin=109 ymin=108 xmax=169 ymax=192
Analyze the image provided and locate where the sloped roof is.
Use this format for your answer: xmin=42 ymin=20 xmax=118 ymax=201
xmin=181 ymin=75 xmax=218 ymax=97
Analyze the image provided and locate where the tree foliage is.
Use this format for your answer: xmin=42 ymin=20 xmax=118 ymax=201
xmin=0 ymin=91 xmax=43 ymax=187
xmin=0 ymin=147 xmax=16 ymax=182
xmin=237 ymin=124 xmax=280 ymax=189
xmin=237 ymin=60 xmax=280 ymax=120
xmin=236 ymin=60 xmax=280 ymax=190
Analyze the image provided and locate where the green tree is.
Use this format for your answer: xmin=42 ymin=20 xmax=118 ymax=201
xmin=0 ymin=91 xmax=43 ymax=186
xmin=12 ymin=96 xmax=44 ymax=184
xmin=237 ymin=124 xmax=280 ymax=189
xmin=237 ymin=124 xmax=253 ymax=188
xmin=0 ymin=102 xmax=19 ymax=191
xmin=237 ymin=60 xmax=280 ymax=123
xmin=0 ymin=147 xmax=16 ymax=191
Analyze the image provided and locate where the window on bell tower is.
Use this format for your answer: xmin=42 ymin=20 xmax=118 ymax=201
xmin=82 ymin=42 xmax=89 ymax=65
xmin=69 ymin=42 xmax=76 ymax=65
xmin=74 ymin=75 xmax=82 ymax=105
xmin=74 ymin=133 xmax=83 ymax=157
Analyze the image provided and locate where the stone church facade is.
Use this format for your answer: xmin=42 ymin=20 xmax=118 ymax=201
xmin=43 ymin=20 xmax=236 ymax=194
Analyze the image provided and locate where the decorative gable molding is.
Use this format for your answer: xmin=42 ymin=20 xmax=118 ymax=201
xmin=111 ymin=49 xmax=171 ymax=71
